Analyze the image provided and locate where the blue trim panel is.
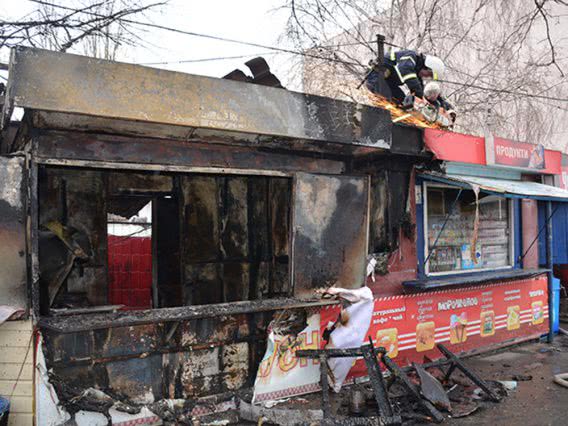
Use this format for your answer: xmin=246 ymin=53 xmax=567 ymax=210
xmin=539 ymin=201 xmax=568 ymax=265
xmin=514 ymin=199 xmax=522 ymax=269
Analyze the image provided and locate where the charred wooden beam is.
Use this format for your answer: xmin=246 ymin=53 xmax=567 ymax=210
xmin=39 ymin=298 xmax=338 ymax=333
xmin=45 ymin=332 xmax=267 ymax=368
xmin=380 ymin=353 xmax=445 ymax=423
xmin=437 ymin=344 xmax=501 ymax=402
xmin=33 ymin=130 xmax=347 ymax=175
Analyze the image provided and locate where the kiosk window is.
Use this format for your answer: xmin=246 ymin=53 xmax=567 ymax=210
xmin=425 ymin=185 xmax=512 ymax=274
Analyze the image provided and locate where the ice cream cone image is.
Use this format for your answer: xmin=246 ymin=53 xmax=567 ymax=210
xmin=450 ymin=313 xmax=468 ymax=344
xmin=532 ymin=302 xmax=544 ymax=325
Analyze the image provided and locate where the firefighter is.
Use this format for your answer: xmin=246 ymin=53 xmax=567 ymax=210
xmin=366 ymin=49 xmax=446 ymax=105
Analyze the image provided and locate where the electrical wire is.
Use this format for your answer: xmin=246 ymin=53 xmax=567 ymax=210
xmin=137 ymin=52 xmax=279 ymax=66
xmin=21 ymin=0 xmax=568 ymax=103
xmin=28 ymin=0 xmax=368 ymax=68
xmin=440 ymin=79 xmax=568 ymax=103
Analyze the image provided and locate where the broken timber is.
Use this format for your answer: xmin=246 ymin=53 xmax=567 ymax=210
xmin=296 ymin=342 xmax=502 ymax=424
xmin=437 ymin=344 xmax=501 ymax=402
xmin=39 ymin=298 xmax=338 ymax=333
xmin=297 ymin=344 xmax=401 ymax=426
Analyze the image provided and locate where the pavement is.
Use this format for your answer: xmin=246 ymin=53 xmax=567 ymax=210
xmin=239 ymin=334 xmax=568 ymax=425
xmin=447 ymin=333 xmax=568 ymax=426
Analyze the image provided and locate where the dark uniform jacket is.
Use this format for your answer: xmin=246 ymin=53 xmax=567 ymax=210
xmin=383 ymin=49 xmax=426 ymax=97
xmin=366 ymin=49 xmax=453 ymax=111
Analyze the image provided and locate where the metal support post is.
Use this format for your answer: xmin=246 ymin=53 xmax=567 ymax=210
xmin=547 ymin=200 xmax=555 ymax=343
xmin=356 ymin=34 xmax=386 ymax=90
xmin=297 ymin=345 xmax=400 ymax=425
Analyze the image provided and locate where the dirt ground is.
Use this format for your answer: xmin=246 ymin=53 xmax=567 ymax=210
xmin=446 ymin=334 xmax=568 ymax=426
xmin=239 ymin=333 xmax=568 ymax=425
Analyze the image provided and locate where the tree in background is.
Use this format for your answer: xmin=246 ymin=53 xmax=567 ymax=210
xmin=281 ymin=0 xmax=568 ymax=150
xmin=0 ymin=0 xmax=165 ymax=60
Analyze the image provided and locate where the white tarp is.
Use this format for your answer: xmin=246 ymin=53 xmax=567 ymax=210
xmin=0 ymin=305 xmax=25 ymax=324
xmin=322 ymin=287 xmax=374 ymax=392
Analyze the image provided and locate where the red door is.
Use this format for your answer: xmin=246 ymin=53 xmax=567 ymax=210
xmin=108 ymin=235 xmax=152 ymax=309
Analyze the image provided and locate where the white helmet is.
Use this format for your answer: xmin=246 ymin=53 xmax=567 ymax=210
xmin=424 ymin=55 xmax=446 ymax=81
xmin=424 ymin=81 xmax=442 ymax=101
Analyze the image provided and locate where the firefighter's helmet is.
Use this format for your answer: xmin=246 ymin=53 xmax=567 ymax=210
xmin=424 ymin=55 xmax=446 ymax=81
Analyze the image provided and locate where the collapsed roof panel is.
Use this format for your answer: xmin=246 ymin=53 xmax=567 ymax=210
xmin=2 ymin=47 xmax=392 ymax=152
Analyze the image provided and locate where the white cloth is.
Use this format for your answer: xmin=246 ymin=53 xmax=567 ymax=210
xmin=325 ymin=287 xmax=374 ymax=392
xmin=0 ymin=305 xmax=25 ymax=325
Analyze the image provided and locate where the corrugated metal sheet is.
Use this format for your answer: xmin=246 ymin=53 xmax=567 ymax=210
xmin=445 ymin=162 xmax=522 ymax=180
xmin=421 ymin=172 xmax=568 ymax=201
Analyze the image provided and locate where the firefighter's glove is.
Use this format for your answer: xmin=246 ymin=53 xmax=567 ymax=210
xmin=368 ymin=58 xmax=381 ymax=71
xmin=447 ymin=109 xmax=457 ymax=123
xmin=402 ymin=94 xmax=415 ymax=111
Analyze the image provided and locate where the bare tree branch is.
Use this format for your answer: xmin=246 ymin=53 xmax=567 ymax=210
xmin=0 ymin=0 xmax=166 ymax=59
xmin=281 ymin=0 xmax=568 ymax=148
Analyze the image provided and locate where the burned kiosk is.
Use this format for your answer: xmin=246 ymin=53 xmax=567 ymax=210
xmin=0 ymin=47 xmax=425 ymax=418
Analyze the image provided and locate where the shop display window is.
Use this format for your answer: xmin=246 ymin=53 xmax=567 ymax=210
xmin=424 ymin=184 xmax=513 ymax=275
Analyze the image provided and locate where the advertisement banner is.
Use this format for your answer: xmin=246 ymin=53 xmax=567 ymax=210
xmin=253 ymin=277 xmax=548 ymax=403
xmin=487 ymin=137 xmax=546 ymax=170
xmin=320 ymin=276 xmax=549 ymax=379
xmin=252 ymin=313 xmax=322 ymax=403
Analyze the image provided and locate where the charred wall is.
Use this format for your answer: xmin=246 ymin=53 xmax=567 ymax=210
xmin=0 ymin=156 xmax=27 ymax=310
xmin=367 ymin=168 xmax=412 ymax=254
xmin=37 ymin=166 xmax=292 ymax=311
xmin=181 ymin=175 xmax=291 ymax=305
xmin=352 ymin=124 xmax=426 ymax=296
xmin=42 ymin=311 xmax=274 ymax=401
xmin=292 ymin=173 xmax=370 ymax=293
xmin=38 ymin=167 xmax=108 ymax=309
xmin=32 ymin=122 xmax=421 ymax=405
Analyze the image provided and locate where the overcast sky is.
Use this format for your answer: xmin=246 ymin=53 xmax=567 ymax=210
xmin=0 ymin=0 xmax=301 ymax=87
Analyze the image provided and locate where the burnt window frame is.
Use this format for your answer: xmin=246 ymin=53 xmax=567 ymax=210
xmin=34 ymin=164 xmax=299 ymax=315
